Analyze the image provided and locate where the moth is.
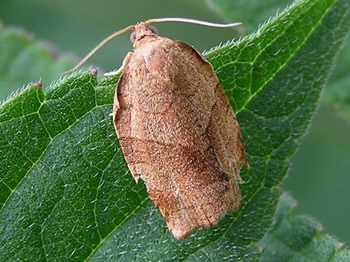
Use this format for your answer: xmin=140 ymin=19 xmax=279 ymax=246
xmin=64 ymin=18 xmax=248 ymax=240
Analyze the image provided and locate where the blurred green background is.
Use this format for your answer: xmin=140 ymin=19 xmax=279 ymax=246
xmin=1 ymin=0 xmax=349 ymax=245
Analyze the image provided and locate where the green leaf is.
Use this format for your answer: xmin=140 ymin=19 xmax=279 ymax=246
xmin=259 ymin=193 xmax=350 ymax=262
xmin=208 ymin=0 xmax=350 ymax=120
xmin=0 ymin=25 xmax=76 ymax=101
xmin=1 ymin=0 xmax=349 ymax=261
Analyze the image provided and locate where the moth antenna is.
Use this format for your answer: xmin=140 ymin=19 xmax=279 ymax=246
xmin=146 ymin=17 xmax=241 ymax=28
xmin=62 ymin=18 xmax=240 ymax=76
xmin=62 ymin=25 xmax=134 ymax=75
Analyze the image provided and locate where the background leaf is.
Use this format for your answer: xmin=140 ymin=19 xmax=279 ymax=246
xmin=259 ymin=193 xmax=350 ymax=262
xmin=0 ymin=25 xmax=75 ymax=100
xmin=323 ymin=35 xmax=350 ymax=119
xmin=0 ymin=0 xmax=350 ymax=261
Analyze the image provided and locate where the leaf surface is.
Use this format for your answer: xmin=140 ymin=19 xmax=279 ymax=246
xmin=0 ymin=0 xmax=349 ymax=260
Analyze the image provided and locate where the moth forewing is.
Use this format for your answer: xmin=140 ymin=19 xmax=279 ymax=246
xmin=113 ymin=22 xmax=247 ymax=240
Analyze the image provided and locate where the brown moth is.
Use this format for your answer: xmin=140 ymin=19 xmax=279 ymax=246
xmin=64 ymin=18 xmax=248 ymax=240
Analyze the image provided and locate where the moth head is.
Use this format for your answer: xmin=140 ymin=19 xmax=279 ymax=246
xmin=130 ymin=23 xmax=158 ymax=44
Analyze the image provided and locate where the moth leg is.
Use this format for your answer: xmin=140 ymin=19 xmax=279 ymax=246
xmin=108 ymin=92 xmax=119 ymax=119
xmin=113 ymin=84 xmax=120 ymax=112
xmin=104 ymin=52 xmax=133 ymax=77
